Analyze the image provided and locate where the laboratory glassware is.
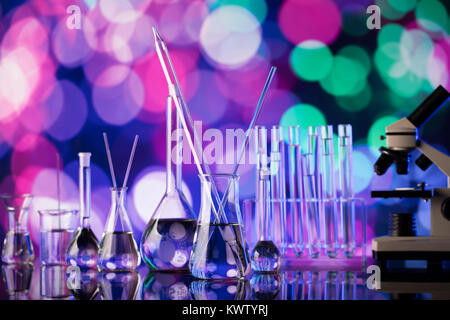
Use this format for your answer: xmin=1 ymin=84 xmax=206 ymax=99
xmin=1 ymin=194 xmax=34 ymax=264
xmin=190 ymin=279 xmax=249 ymax=300
xmin=98 ymin=187 xmax=140 ymax=271
xmin=39 ymin=209 xmax=77 ymax=265
xmin=141 ymin=272 xmax=194 ymax=300
xmin=1 ymin=264 xmax=33 ymax=300
xmin=303 ymin=127 xmax=322 ymax=258
xmin=98 ymin=270 xmax=140 ymax=300
xmin=251 ymin=126 xmax=281 ymax=272
xmin=250 ymin=273 xmax=281 ymax=300
xmin=40 ymin=265 xmax=71 ymax=299
xmin=66 ymin=267 xmax=99 ymax=300
xmin=338 ymin=124 xmax=356 ymax=258
xmin=66 ymin=153 xmax=99 ymax=269
xmin=270 ymin=125 xmax=287 ymax=254
xmin=189 ymin=174 xmax=250 ymax=279
xmin=287 ymin=126 xmax=304 ymax=257
xmin=141 ymin=96 xmax=196 ymax=271
xmin=324 ymin=271 xmax=339 ymax=300
xmin=319 ymin=125 xmax=339 ymax=258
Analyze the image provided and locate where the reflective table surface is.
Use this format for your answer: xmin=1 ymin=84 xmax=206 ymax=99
xmin=3 ymin=260 xmax=443 ymax=300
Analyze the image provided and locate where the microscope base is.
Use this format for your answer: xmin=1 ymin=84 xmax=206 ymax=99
xmin=373 ymin=236 xmax=450 ymax=270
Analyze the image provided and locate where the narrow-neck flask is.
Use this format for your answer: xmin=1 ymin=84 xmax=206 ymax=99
xmin=140 ymin=96 xmax=196 ymax=271
xmin=189 ymin=174 xmax=250 ymax=279
xmin=66 ymin=152 xmax=99 ymax=268
xmin=98 ymin=187 xmax=140 ymax=271
xmin=1 ymin=194 xmax=34 ymax=264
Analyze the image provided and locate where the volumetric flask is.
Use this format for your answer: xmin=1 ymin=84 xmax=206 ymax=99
xmin=1 ymin=194 xmax=34 ymax=264
xmin=189 ymin=174 xmax=250 ymax=280
xmin=98 ymin=187 xmax=140 ymax=271
xmin=141 ymin=96 xmax=196 ymax=271
xmin=251 ymin=126 xmax=281 ymax=272
xmin=66 ymin=153 xmax=99 ymax=268
xmin=39 ymin=209 xmax=77 ymax=265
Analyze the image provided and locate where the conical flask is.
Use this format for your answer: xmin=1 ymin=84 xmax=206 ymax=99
xmin=66 ymin=153 xmax=99 ymax=269
xmin=140 ymin=96 xmax=196 ymax=271
xmin=98 ymin=187 xmax=140 ymax=271
xmin=1 ymin=194 xmax=34 ymax=264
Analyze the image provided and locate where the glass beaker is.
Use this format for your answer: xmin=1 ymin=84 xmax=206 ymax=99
xmin=189 ymin=174 xmax=250 ymax=280
xmin=39 ymin=209 xmax=77 ymax=265
xmin=140 ymin=96 xmax=196 ymax=271
xmin=40 ymin=264 xmax=71 ymax=300
xmin=1 ymin=194 xmax=34 ymax=264
xmin=98 ymin=187 xmax=140 ymax=271
xmin=66 ymin=152 xmax=99 ymax=269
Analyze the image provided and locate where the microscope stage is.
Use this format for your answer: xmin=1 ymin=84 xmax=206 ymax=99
xmin=373 ymin=236 xmax=450 ymax=261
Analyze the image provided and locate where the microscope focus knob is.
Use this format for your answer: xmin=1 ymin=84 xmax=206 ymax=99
xmin=441 ymin=198 xmax=450 ymax=221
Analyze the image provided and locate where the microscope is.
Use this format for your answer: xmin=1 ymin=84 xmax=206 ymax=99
xmin=371 ymin=85 xmax=450 ymax=270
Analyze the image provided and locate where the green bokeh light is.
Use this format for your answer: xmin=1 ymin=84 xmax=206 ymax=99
xmin=377 ymin=24 xmax=405 ymax=47
xmin=290 ymin=40 xmax=333 ymax=82
xmin=416 ymin=0 xmax=448 ymax=33
xmin=338 ymin=46 xmax=371 ymax=77
xmin=280 ymin=103 xmax=327 ymax=147
xmin=209 ymin=0 xmax=268 ymax=23
xmin=368 ymin=115 xmax=400 ymax=155
xmin=320 ymin=56 xmax=366 ymax=96
xmin=336 ymin=83 xmax=372 ymax=112
xmin=376 ymin=0 xmax=407 ymax=20
xmin=388 ymin=0 xmax=417 ymax=13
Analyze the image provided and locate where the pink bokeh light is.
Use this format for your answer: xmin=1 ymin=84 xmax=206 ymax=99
xmin=278 ymin=0 xmax=341 ymax=45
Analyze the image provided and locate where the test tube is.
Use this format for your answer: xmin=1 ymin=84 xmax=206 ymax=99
xmin=319 ymin=125 xmax=339 ymax=258
xmin=338 ymin=124 xmax=355 ymax=258
xmin=303 ymin=127 xmax=321 ymax=258
xmin=287 ymin=126 xmax=304 ymax=257
xmin=270 ymin=126 xmax=287 ymax=254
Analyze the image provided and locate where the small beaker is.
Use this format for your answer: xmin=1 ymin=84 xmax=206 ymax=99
xmin=39 ymin=209 xmax=77 ymax=265
xmin=189 ymin=174 xmax=250 ymax=279
xmin=0 ymin=194 xmax=34 ymax=264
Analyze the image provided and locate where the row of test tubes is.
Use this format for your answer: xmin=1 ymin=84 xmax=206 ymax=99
xmin=248 ymin=124 xmax=361 ymax=261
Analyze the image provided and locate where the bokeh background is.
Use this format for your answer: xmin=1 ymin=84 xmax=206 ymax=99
xmin=0 ymin=0 xmax=449 ymax=257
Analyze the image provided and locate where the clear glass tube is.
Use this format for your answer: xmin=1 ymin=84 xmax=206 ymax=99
xmin=303 ymin=127 xmax=322 ymax=258
xmin=251 ymin=126 xmax=281 ymax=272
xmin=270 ymin=126 xmax=287 ymax=255
xmin=287 ymin=126 xmax=304 ymax=257
xmin=319 ymin=125 xmax=339 ymax=258
xmin=338 ymin=124 xmax=355 ymax=258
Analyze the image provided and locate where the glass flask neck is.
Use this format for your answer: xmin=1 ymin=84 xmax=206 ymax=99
xmin=199 ymin=174 xmax=240 ymax=225
xmin=1 ymin=195 xmax=32 ymax=233
xmin=79 ymin=159 xmax=91 ymax=229
xmin=104 ymin=187 xmax=133 ymax=233
xmin=165 ymin=95 xmax=183 ymax=196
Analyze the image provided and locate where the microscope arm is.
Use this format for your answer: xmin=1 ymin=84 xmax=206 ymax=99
xmin=417 ymin=140 xmax=450 ymax=187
